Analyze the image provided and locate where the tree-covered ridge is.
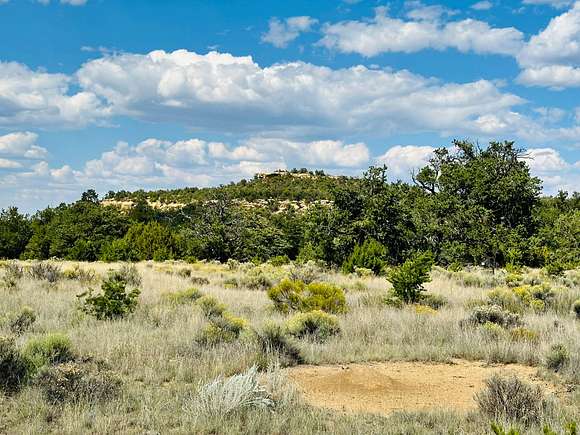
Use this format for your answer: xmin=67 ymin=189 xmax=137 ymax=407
xmin=104 ymin=169 xmax=353 ymax=204
xmin=1 ymin=141 xmax=579 ymax=270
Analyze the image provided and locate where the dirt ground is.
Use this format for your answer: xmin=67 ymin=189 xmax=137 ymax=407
xmin=287 ymin=359 xmax=557 ymax=416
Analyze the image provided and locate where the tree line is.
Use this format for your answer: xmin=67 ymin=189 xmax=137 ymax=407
xmin=1 ymin=141 xmax=578 ymax=271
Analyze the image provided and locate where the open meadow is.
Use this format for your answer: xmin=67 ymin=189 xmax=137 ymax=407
xmin=1 ymin=260 xmax=579 ymax=434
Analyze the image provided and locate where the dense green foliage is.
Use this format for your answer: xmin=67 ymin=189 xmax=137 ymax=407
xmin=267 ymin=279 xmax=347 ymax=314
xmin=77 ymin=273 xmax=140 ymax=320
xmin=387 ymin=251 xmax=434 ymax=303
xmin=1 ymin=141 xmax=578 ymax=270
xmin=342 ymin=238 xmax=388 ymax=275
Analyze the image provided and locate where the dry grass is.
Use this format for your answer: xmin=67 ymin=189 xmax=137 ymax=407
xmin=0 ymin=260 xmax=578 ymax=434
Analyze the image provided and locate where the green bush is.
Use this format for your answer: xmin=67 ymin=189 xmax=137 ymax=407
xmin=196 ymin=295 xmax=227 ymax=318
xmin=466 ymin=305 xmax=522 ymax=328
xmin=573 ymin=299 xmax=580 ymax=319
xmin=197 ymin=313 xmax=247 ymax=346
xmin=285 ymin=310 xmax=340 ymax=341
xmin=545 ymin=344 xmax=570 ymax=372
xmin=35 ymin=361 xmax=121 ymax=404
xmin=268 ymin=255 xmax=290 ymax=267
xmin=8 ymin=307 xmax=36 ymax=335
xmin=22 ymin=333 xmax=74 ymax=371
xmin=387 ymin=252 xmax=434 ymax=304
xmin=267 ymin=279 xmax=347 ymax=314
xmin=476 ymin=374 xmax=547 ymax=426
xmin=163 ymin=287 xmax=202 ymax=304
xmin=77 ymin=273 xmax=140 ymax=320
xmin=342 ymin=239 xmax=388 ymax=276
xmin=0 ymin=336 xmax=30 ymax=394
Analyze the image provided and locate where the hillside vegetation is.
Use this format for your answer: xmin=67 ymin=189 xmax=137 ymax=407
xmin=0 ymin=141 xmax=578 ymax=272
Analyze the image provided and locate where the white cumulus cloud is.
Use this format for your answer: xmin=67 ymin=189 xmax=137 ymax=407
xmin=318 ymin=6 xmax=524 ymax=57
xmin=262 ymin=16 xmax=318 ymax=48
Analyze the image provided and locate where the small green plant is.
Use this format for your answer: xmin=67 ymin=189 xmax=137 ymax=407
xmin=22 ymin=333 xmax=74 ymax=371
xmin=77 ymin=273 xmax=140 ymax=320
xmin=197 ymin=313 xmax=247 ymax=346
xmin=267 ymin=279 xmax=347 ymax=314
xmin=0 ymin=336 xmax=30 ymax=394
xmin=196 ymin=295 xmax=227 ymax=318
xmin=163 ymin=287 xmax=202 ymax=304
xmin=387 ymin=252 xmax=434 ymax=304
xmin=8 ymin=307 xmax=36 ymax=335
xmin=35 ymin=361 xmax=121 ymax=404
xmin=342 ymin=239 xmax=388 ymax=276
xmin=476 ymin=374 xmax=547 ymax=426
xmin=285 ymin=310 xmax=340 ymax=341
xmin=490 ymin=422 xmax=520 ymax=435
xmin=545 ymin=344 xmax=570 ymax=372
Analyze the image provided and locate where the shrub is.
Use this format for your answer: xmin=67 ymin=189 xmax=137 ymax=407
xmin=342 ymin=239 xmax=388 ymax=276
xmin=573 ymin=299 xmax=580 ymax=319
xmin=267 ymin=279 xmax=347 ymax=314
xmin=255 ymin=322 xmax=303 ymax=367
xmin=28 ymin=262 xmax=62 ymax=283
xmin=196 ymin=295 xmax=227 ymax=318
xmin=197 ymin=313 xmax=247 ymax=346
xmin=112 ymin=263 xmax=142 ymax=287
xmin=240 ymin=270 xmax=272 ymax=290
xmin=545 ymin=344 xmax=570 ymax=371
xmin=544 ymin=260 xmax=565 ymax=277
xmin=187 ymin=366 xmax=273 ymax=417
xmin=269 ymin=255 xmax=290 ymax=267
xmin=63 ymin=265 xmax=96 ymax=283
xmin=467 ymin=305 xmax=522 ymax=328
xmin=1 ymin=261 xmax=23 ymax=290
xmin=288 ymin=261 xmax=321 ymax=284
xmin=9 ymin=307 xmax=36 ymax=335
xmin=0 ymin=336 xmax=30 ymax=394
xmin=301 ymin=282 xmax=347 ymax=314
xmin=163 ymin=287 xmax=202 ymax=304
xmin=476 ymin=374 xmax=547 ymax=425
xmin=77 ymin=273 xmax=140 ymax=320
xmin=509 ymin=327 xmax=539 ymax=343
xmin=191 ymin=276 xmax=210 ymax=286
xmin=481 ymin=321 xmax=505 ymax=339
xmin=177 ymin=268 xmax=192 ymax=278
xmin=420 ymin=293 xmax=448 ymax=310
xmin=387 ymin=252 xmax=434 ymax=304
xmin=22 ymin=333 xmax=74 ymax=371
xmin=35 ymin=362 xmax=121 ymax=404
xmin=285 ymin=310 xmax=340 ymax=341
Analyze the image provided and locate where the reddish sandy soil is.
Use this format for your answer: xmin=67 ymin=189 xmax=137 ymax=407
xmin=287 ymin=359 xmax=557 ymax=416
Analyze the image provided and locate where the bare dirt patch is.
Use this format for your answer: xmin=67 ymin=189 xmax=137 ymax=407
xmin=287 ymin=359 xmax=557 ymax=416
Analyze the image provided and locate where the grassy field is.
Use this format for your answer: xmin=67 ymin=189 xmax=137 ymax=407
xmin=1 ymin=260 xmax=579 ymax=434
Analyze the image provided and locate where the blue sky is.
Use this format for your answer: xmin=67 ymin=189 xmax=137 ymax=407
xmin=0 ymin=0 xmax=579 ymax=212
